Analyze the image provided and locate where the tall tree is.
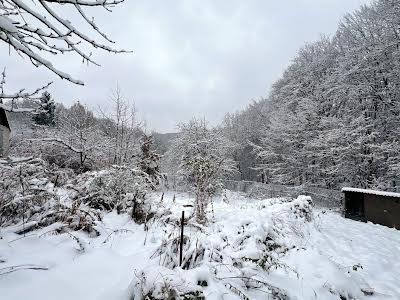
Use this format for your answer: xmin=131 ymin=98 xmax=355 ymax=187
xmin=99 ymin=86 xmax=142 ymax=166
xmin=37 ymin=102 xmax=109 ymax=171
xmin=167 ymin=118 xmax=237 ymax=224
xmin=138 ymin=134 xmax=161 ymax=188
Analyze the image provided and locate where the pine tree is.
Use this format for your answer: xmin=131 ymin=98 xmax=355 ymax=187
xmin=32 ymin=92 xmax=56 ymax=126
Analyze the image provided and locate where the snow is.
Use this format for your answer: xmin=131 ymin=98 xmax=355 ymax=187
xmin=0 ymin=16 xmax=18 ymax=33
xmin=342 ymin=187 xmax=400 ymax=198
xmin=309 ymin=212 xmax=400 ymax=298
xmin=0 ymin=192 xmax=399 ymax=299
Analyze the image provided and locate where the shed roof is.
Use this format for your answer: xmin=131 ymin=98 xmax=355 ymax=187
xmin=0 ymin=107 xmax=10 ymax=129
xmin=342 ymin=187 xmax=400 ymax=198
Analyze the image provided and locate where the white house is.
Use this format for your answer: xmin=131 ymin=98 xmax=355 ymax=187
xmin=0 ymin=107 xmax=11 ymax=157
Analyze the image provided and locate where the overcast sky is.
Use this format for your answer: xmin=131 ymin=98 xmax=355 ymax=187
xmin=1 ymin=0 xmax=371 ymax=133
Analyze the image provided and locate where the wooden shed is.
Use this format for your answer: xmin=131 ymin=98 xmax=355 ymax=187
xmin=342 ymin=187 xmax=400 ymax=229
xmin=0 ymin=107 xmax=11 ymax=157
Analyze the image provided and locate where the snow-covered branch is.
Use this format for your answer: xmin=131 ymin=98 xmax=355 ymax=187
xmin=0 ymin=67 xmax=53 ymax=113
xmin=0 ymin=0 xmax=129 ymax=84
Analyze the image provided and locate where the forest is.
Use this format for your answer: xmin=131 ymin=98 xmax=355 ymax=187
xmin=222 ymin=0 xmax=400 ymax=191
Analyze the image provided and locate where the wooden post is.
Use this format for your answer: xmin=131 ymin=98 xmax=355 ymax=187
xmin=54 ymin=174 xmax=59 ymax=188
xmin=131 ymin=191 xmax=138 ymax=220
xmin=179 ymin=210 xmax=185 ymax=267
xmin=19 ymin=166 xmax=25 ymax=236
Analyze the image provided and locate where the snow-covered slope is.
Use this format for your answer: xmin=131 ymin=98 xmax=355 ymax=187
xmin=0 ymin=192 xmax=399 ymax=300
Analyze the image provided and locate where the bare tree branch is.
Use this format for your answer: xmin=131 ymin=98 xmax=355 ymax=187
xmin=0 ymin=67 xmax=52 ymax=112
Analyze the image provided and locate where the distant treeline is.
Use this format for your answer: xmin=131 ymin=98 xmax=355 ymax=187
xmin=222 ymin=0 xmax=400 ymax=191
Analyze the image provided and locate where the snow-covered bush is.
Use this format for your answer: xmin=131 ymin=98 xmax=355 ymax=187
xmin=70 ymin=166 xmax=158 ymax=223
xmin=289 ymin=195 xmax=313 ymax=222
xmin=134 ymin=196 xmax=313 ymax=299
xmin=1 ymin=129 xmax=162 ymax=233
xmin=130 ymin=268 xmax=205 ymax=300
xmin=0 ymin=157 xmax=102 ymax=235
xmin=0 ymin=158 xmax=57 ymax=227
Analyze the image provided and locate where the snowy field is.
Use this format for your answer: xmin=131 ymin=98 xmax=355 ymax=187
xmin=1 ymin=192 xmax=399 ymax=300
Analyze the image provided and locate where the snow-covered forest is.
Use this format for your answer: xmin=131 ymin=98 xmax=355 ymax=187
xmin=1 ymin=1 xmax=400 ymax=300
xmin=222 ymin=1 xmax=400 ymax=191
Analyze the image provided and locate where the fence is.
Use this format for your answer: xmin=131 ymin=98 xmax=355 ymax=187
xmin=223 ymin=180 xmax=343 ymax=208
xmin=162 ymin=176 xmax=343 ymax=209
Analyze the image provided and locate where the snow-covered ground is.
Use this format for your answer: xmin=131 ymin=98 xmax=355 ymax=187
xmin=0 ymin=192 xmax=399 ymax=300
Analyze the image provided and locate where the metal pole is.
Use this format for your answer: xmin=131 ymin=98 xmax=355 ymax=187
xmin=179 ymin=210 xmax=184 ymax=267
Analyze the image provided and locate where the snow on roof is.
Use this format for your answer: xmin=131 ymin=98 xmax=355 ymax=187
xmin=342 ymin=187 xmax=400 ymax=198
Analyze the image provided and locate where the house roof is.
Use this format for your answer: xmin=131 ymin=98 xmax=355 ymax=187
xmin=0 ymin=107 xmax=10 ymax=130
xmin=342 ymin=187 xmax=400 ymax=198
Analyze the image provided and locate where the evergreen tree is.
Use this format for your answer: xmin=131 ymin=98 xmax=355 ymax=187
xmin=32 ymin=92 xmax=56 ymax=126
